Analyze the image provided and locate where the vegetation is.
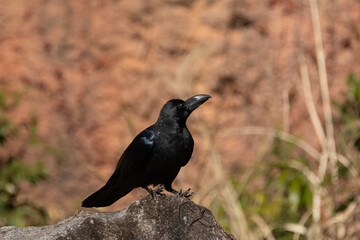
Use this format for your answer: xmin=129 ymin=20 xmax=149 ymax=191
xmin=193 ymin=0 xmax=360 ymax=238
xmin=0 ymin=88 xmax=48 ymax=227
xmin=203 ymin=70 xmax=360 ymax=240
xmin=200 ymin=66 xmax=360 ymax=239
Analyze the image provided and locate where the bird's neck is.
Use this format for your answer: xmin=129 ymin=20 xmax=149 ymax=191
xmin=156 ymin=118 xmax=186 ymax=132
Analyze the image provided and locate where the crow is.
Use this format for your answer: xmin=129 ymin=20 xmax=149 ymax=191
xmin=82 ymin=94 xmax=211 ymax=208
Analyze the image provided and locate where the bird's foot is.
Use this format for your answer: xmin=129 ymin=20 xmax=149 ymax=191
xmin=144 ymin=186 xmax=155 ymax=199
xmin=178 ymin=188 xmax=194 ymax=198
xmin=144 ymin=185 xmax=165 ymax=199
xmin=154 ymin=184 xmax=165 ymax=195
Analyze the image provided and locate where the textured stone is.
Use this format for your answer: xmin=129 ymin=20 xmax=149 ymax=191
xmin=0 ymin=195 xmax=235 ymax=240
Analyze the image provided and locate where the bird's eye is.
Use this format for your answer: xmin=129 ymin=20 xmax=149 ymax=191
xmin=176 ymin=104 xmax=185 ymax=110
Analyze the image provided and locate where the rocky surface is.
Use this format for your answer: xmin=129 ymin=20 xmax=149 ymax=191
xmin=0 ymin=195 xmax=235 ymax=240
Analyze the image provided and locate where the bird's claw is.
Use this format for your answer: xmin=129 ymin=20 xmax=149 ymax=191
xmin=178 ymin=188 xmax=194 ymax=198
xmin=154 ymin=184 xmax=165 ymax=195
xmin=146 ymin=185 xmax=165 ymax=199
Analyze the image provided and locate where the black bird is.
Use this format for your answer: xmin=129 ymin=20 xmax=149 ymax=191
xmin=82 ymin=94 xmax=211 ymax=208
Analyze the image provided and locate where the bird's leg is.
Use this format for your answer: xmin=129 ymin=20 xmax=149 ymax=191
xmin=144 ymin=186 xmax=155 ymax=199
xmin=180 ymin=188 xmax=194 ymax=198
xmin=164 ymin=184 xmax=194 ymax=199
xmin=164 ymin=184 xmax=179 ymax=195
xmin=154 ymin=184 xmax=165 ymax=195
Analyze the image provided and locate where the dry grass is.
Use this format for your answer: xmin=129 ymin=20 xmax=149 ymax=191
xmin=192 ymin=0 xmax=360 ymax=239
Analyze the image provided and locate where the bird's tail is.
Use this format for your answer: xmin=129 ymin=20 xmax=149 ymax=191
xmin=81 ymin=182 xmax=132 ymax=208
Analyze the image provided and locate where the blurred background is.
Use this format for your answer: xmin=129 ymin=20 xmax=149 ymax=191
xmin=1 ymin=0 xmax=360 ymax=239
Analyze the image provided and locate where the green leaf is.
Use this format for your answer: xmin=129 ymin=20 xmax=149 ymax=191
xmin=347 ymin=73 xmax=360 ymax=102
xmin=289 ymin=178 xmax=301 ymax=211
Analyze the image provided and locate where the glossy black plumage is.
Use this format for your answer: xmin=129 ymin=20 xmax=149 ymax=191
xmin=82 ymin=94 xmax=211 ymax=208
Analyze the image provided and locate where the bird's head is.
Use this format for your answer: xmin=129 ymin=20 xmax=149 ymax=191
xmin=158 ymin=94 xmax=211 ymax=122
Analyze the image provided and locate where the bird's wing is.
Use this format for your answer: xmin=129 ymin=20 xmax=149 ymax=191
xmin=181 ymin=139 xmax=194 ymax=167
xmin=108 ymin=126 xmax=157 ymax=181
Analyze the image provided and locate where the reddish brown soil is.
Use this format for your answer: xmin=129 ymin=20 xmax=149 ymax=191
xmin=0 ymin=0 xmax=360 ymax=222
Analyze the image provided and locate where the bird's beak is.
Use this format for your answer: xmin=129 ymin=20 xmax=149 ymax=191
xmin=185 ymin=94 xmax=212 ymax=112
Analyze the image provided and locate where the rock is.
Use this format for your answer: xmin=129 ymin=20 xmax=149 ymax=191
xmin=0 ymin=195 xmax=235 ymax=240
